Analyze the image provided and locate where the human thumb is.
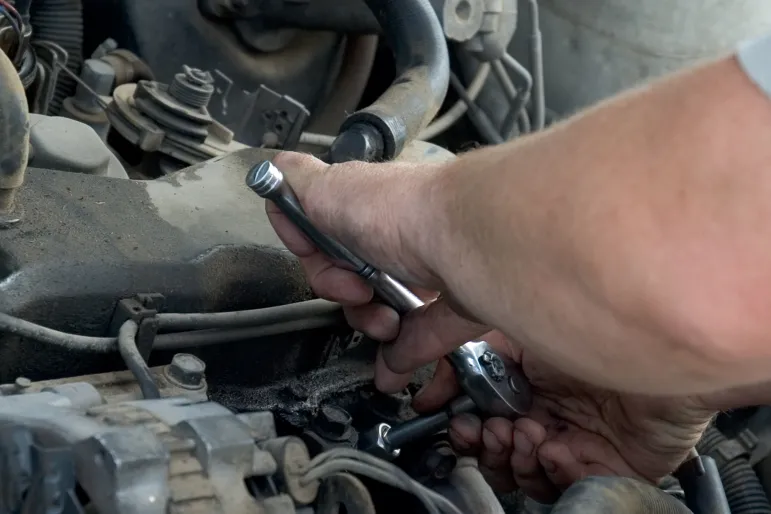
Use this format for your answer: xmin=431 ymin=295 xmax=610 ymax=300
xmin=376 ymin=295 xmax=490 ymax=393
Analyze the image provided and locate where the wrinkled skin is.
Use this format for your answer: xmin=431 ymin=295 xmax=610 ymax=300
xmin=419 ymin=333 xmax=715 ymax=502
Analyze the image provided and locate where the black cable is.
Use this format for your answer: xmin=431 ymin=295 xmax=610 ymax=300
xmin=0 ymin=1 xmax=23 ymax=65
xmin=156 ymin=299 xmax=341 ymax=332
xmin=118 ymin=320 xmax=161 ymax=399
xmin=153 ymin=315 xmax=343 ymax=351
xmin=449 ymin=72 xmax=503 ymax=145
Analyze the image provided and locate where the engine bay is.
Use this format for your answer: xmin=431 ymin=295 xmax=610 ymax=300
xmin=3 ymin=0 xmax=771 ymax=513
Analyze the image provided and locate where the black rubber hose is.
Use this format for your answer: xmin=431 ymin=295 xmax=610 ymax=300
xmin=261 ymin=0 xmax=380 ymax=33
xmin=329 ymin=0 xmax=449 ymax=162
xmin=118 ymin=320 xmax=161 ymax=399
xmin=698 ymin=425 xmax=771 ymax=514
xmin=551 ymin=476 xmax=692 ymax=514
xmin=156 ymin=299 xmax=341 ymax=331
xmin=29 ymin=0 xmax=83 ymax=115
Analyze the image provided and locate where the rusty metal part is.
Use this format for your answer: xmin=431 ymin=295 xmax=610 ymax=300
xmin=0 ymin=45 xmax=29 ymax=218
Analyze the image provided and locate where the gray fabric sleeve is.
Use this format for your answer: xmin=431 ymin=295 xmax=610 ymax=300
xmin=738 ymin=32 xmax=771 ymax=98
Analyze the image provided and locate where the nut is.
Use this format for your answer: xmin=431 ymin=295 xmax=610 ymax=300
xmin=314 ymin=405 xmax=352 ymax=440
xmin=165 ymin=353 xmax=206 ymax=389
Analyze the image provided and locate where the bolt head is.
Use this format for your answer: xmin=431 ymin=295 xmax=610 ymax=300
xmin=314 ymin=405 xmax=352 ymax=439
xmin=166 ymin=353 xmax=206 ymax=388
xmin=479 ymin=351 xmax=506 ymax=382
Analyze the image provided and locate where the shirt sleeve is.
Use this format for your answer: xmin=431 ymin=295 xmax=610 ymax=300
xmin=738 ymin=32 xmax=771 ymax=99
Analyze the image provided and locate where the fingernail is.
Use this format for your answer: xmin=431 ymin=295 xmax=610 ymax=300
xmin=514 ymin=431 xmax=534 ymax=457
xmin=482 ymin=428 xmax=503 ymax=454
xmin=540 ymin=458 xmax=556 ymax=474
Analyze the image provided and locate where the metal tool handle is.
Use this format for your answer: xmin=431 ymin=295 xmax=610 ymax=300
xmin=246 ymin=161 xmax=533 ymax=418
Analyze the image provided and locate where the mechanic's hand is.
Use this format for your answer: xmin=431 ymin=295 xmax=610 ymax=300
xmin=266 ymin=152 xmax=491 ymax=393
xmin=266 ymin=151 xmax=717 ymax=501
xmin=413 ymin=332 xmax=715 ymax=502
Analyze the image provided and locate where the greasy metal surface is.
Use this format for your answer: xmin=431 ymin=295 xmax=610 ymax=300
xmin=83 ymin=0 xmax=343 ymax=141
xmin=0 ymin=140 xmax=450 ymax=413
xmin=17 ymin=365 xmax=208 ymax=403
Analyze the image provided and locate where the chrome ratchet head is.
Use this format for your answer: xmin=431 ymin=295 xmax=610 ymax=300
xmin=448 ymin=341 xmax=532 ymax=418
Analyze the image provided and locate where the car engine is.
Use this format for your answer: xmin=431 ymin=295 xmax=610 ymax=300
xmin=2 ymin=1 xmax=771 ymax=513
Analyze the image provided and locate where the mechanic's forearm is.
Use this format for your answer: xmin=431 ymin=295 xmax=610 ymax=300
xmin=423 ymin=55 xmax=771 ymax=396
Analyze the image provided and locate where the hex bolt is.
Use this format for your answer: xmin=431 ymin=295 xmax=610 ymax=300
xmin=479 ymin=351 xmax=506 ymax=382
xmin=314 ymin=405 xmax=352 ymax=440
xmin=73 ymin=59 xmax=116 ymax=112
xmin=169 ymin=65 xmax=215 ymax=109
xmin=165 ymin=353 xmax=206 ymax=389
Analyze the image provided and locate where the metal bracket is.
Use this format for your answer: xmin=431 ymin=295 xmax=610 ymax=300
xmin=109 ymin=294 xmax=165 ymax=360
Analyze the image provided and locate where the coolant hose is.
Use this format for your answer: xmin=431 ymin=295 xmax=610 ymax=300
xmin=329 ymin=0 xmax=449 ymax=162
xmin=0 ymin=46 xmax=29 ymax=213
xmin=697 ymin=425 xmax=771 ymax=514
xmin=551 ymin=476 xmax=691 ymax=514
xmin=29 ymin=0 xmax=84 ymax=115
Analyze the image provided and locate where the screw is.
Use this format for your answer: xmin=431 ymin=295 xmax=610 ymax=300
xmin=508 ymin=375 xmax=520 ymax=393
xmin=314 ymin=405 xmax=352 ymax=440
xmin=165 ymin=353 xmax=206 ymax=388
xmin=169 ymin=65 xmax=214 ymax=109
xmin=479 ymin=351 xmax=506 ymax=382
xmin=73 ymin=59 xmax=116 ymax=111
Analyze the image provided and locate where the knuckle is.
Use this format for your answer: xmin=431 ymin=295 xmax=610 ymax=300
xmin=271 ymin=151 xmax=319 ymax=170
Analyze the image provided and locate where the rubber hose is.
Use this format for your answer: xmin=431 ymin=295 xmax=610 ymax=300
xmin=330 ymin=0 xmax=449 ymax=162
xmin=0 ymin=45 xmax=29 ymax=212
xmin=29 ymin=0 xmax=83 ymax=115
xmin=697 ymin=425 xmax=771 ymax=514
xmin=551 ymin=476 xmax=691 ymax=514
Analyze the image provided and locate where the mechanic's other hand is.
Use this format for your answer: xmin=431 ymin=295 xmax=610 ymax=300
xmin=414 ymin=332 xmax=715 ymax=502
xmin=266 ymin=152 xmax=489 ymax=393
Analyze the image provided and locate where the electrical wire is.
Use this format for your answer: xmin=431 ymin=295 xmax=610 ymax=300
xmin=153 ymin=314 xmax=342 ymax=350
xmin=527 ymin=0 xmax=546 ymax=131
xmin=304 ymin=448 xmax=464 ymax=514
xmin=118 ymin=320 xmax=161 ymax=399
xmin=500 ymin=53 xmax=534 ymax=140
xmin=0 ymin=311 xmax=118 ymax=352
xmin=420 ymin=62 xmax=491 ymax=141
xmin=0 ymin=301 xmax=345 ymax=352
xmin=156 ymin=298 xmax=341 ymax=331
xmin=0 ymin=0 xmax=23 ymax=65
xmin=449 ymin=71 xmax=503 ymax=145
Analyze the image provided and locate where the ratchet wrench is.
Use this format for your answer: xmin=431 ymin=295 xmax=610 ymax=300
xmin=246 ymin=160 xmax=532 ymax=418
